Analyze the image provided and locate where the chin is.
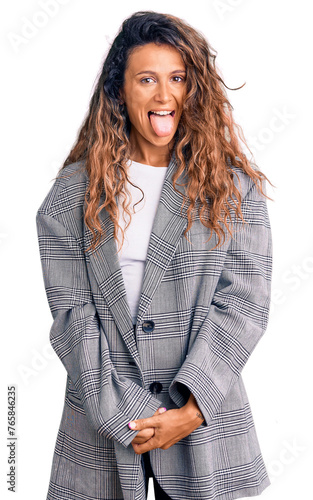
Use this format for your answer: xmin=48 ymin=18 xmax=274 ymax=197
xmin=149 ymin=133 xmax=176 ymax=146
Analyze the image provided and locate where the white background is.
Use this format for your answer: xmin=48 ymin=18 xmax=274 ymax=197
xmin=1 ymin=1 xmax=312 ymax=499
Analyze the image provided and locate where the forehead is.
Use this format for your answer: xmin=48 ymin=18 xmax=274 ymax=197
xmin=125 ymin=43 xmax=185 ymax=72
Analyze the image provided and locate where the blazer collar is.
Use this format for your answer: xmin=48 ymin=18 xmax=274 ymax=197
xmin=84 ymin=150 xmax=188 ymax=353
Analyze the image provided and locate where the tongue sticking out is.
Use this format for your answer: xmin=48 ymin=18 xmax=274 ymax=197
xmin=149 ymin=112 xmax=175 ymax=137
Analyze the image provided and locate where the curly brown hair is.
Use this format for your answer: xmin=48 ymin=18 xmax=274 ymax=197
xmin=60 ymin=11 xmax=271 ymax=251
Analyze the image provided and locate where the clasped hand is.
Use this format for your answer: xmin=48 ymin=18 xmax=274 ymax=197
xmin=129 ymin=394 xmax=204 ymax=454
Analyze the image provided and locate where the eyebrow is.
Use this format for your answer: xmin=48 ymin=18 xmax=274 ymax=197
xmin=135 ymin=69 xmax=186 ymax=76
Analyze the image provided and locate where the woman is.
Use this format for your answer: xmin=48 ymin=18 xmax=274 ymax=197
xmin=36 ymin=10 xmax=273 ymax=500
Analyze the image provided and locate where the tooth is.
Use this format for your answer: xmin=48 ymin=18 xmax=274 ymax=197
xmin=152 ymin=111 xmax=172 ymax=115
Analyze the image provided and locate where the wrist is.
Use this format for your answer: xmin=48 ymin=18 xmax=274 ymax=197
xmin=183 ymin=393 xmax=205 ymax=424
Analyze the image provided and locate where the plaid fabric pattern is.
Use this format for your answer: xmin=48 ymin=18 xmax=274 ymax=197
xmin=36 ymin=152 xmax=272 ymax=500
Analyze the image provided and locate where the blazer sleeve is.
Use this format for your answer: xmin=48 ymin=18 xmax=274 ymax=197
xmin=168 ymin=180 xmax=273 ymax=426
xmin=36 ymin=212 xmax=163 ymax=448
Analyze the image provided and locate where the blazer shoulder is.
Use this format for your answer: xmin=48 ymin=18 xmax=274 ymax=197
xmin=229 ymin=162 xmax=267 ymax=200
xmin=37 ymin=160 xmax=88 ymax=219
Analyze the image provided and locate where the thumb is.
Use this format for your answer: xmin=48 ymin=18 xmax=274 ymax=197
xmin=128 ymin=407 xmax=167 ymax=430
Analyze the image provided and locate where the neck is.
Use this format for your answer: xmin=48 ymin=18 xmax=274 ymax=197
xmin=128 ymin=130 xmax=174 ymax=167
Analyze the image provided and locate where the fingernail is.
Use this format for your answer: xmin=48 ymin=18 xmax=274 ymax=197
xmin=159 ymin=407 xmax=167 ymax=413
xmin=128 ymin=421 xmax=137 ymax=430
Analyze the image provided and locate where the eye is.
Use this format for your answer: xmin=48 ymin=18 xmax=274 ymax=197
xmin=141 ymin=77 xmax=155 ymax=84
xmin=172 ymin=76 xmax=185 ymax=82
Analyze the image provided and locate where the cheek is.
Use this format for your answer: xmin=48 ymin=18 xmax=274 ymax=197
xmin=179 ymin=89 xmax=187 ymax=105
xmin=175 ymin=98 xmax=185 ymax=117
xmin=126 ymin=104 xmax=149 ymax=130
xmin=124 ymin=100 xmax=138 ymax=121
xmin=128 ymin=86 xmax=147 ymax=105
xmin=173 ymin=91 xmax=185 ymax=112
xmin=126 ymin=93 xmax=147 ymax=117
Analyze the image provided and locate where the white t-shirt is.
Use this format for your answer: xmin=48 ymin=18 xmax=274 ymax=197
xmin=117 ymin=160 xmax=168 ymax=324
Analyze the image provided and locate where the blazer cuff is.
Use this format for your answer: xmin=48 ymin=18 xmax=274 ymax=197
xmin=98 ymin=387 xmax=163 ymax=448
xmin=169 ymin=377 xmax=209 ymax=427
xmin=168 ymin=342 xmax=219 ymax=427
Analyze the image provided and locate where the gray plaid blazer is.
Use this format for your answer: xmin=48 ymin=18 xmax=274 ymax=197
xmin=36 ymin=152 xmax=272 ymax=500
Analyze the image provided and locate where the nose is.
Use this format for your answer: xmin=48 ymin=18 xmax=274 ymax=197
xmin=155 ymin=80 xmax=172 ymax=103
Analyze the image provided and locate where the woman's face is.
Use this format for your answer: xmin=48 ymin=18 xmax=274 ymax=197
xmin=120 ymin=42 xmax=187 ymax=155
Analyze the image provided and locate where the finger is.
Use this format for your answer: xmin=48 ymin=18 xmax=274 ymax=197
xmin=129 ymin=417 xmax=156 ymax=431
xmin=132 ymin=434 xmax=154 ymax=445
xmin=156 ymin=407 xmax=167 ymax=415
xmin=128 ymin=408 xmax=166 ymax=431
xmin=132 ymin=428 xmax=155 ymax=444
xmin=132 ymin=436 xmax=159 ymax=455
xmin=136 ymin=427 xmax=155 ymax=437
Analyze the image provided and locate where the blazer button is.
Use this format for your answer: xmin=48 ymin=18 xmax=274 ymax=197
xmin=149 ymin=381 xmax=163 ymax=394
xmin=142 ymin=320 xmax=155 ymax=333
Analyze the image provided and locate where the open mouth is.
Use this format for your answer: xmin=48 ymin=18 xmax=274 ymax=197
xmin=147 ymin=110 xmax=176 ymax=137
xmin=147 ymin=110 xmax=175 ymax=118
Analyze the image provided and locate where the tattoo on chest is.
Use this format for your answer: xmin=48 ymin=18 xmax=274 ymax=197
xmin=196 ymin=412 xmax=204 ymax=420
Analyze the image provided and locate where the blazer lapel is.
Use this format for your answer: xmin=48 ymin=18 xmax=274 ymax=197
xmin=84 ymin=151 xmax=188 ymax=345
xmin=136 ymin=152 xmax=188 ymax=323
xmin=84 ymin=204 xmax=139 ymax=360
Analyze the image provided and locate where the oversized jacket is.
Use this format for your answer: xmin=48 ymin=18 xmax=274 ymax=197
xmin=36 ymin=152 xmax=272 ymax=500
